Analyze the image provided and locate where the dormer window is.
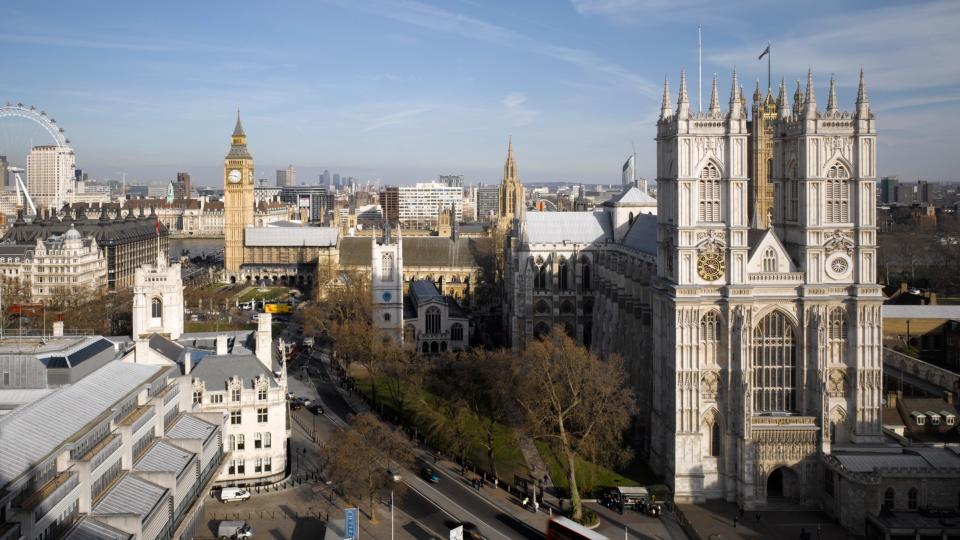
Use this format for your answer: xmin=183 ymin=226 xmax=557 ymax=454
xmin=927 ymin=411 xmax=942 ymax=426
xmin=943 ymin=412 xmax=956 ymax=426
xmin=911 ymin=411 xmax=927 ymax=425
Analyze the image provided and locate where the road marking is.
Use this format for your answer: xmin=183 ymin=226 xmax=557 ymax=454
xmin=405 ymin=474 xmax=513 ymax=540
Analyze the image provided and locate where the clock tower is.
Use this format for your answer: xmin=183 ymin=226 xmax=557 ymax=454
xmin=224 ymin=111 xmax=255 ymax=277
xmin=371 ymin=223 xmax=404 ymax=343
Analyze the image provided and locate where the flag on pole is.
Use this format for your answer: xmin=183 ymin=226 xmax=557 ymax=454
xmin=759 ymin=44 xmax=770 ymax=60
xmin=622 ymin=155 xmax=635 ymax=187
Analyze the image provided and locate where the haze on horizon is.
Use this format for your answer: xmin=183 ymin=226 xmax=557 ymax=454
xmin=0 ymin=0 xmax=957 ymax=187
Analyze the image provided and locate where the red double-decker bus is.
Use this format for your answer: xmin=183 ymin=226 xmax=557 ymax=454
xmin=546 ymin=517 xmax=609 ymax=540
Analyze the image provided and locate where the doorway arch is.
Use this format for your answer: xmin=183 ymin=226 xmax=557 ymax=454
xmin=766 ymin=466 xmax=798 ymax=501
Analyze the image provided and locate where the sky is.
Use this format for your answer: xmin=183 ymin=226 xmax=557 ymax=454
xmin=0 ymin=0 xmax=957 ymax=186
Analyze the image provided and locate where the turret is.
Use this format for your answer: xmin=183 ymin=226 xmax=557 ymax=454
xmin=728 ymin=68 xmax=741 ymax=121
xmin=792 ymin=80 xmax=804 ymax=117
xmin=803 ymin=68 xmax=817 ymax=117
xmin=752 ymin=79 xmax=762 ymax=104
xmin=677 ymin=69 xmax=690 ymax=120
xmin=826 ymin=74 xmax=839 ymax=115
xmin=778 ymin=79 xmax=789 ymax=119
xmin=708 ymin=75 xmax=720 ymax=116
xmin=659 ymin=76 xmax=673 ymax=121
xmin=856 ymin=68 xmax=871 ymax=118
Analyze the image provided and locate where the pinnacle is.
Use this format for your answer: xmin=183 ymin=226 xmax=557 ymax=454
xmin=827 ymin=74 xmax=838 ymax=113
xmin=232 ymin=109 xmax=246 ymax=138
xmin=678 ymin=69 xmax=689 ymax=104
xmin=709 ymin=75 xmax=720 ymax=114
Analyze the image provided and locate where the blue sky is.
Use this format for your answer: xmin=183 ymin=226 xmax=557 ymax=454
xmin=0 ymin=0 xmax=957 ymax=186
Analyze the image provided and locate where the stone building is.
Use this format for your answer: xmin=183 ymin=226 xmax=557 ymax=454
xmin=403 ymin=280 xmax=469 ymax=353
xmin=29 ymin=226 xmax=106 ymax=300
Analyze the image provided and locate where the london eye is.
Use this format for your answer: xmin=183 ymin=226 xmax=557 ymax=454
xmin=0 ymin=104 xmax=71 ymax=214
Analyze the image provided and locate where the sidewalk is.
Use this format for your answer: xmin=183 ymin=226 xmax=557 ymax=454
xmin=677 ymin=500 xmax=853 ymax=540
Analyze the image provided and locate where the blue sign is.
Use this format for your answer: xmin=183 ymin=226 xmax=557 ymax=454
xmin=344 ymin=507 xmax=359 ymax=540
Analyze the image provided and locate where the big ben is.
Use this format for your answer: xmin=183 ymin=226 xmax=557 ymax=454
xmin=224 ymin=111 xmax=255 ymax=275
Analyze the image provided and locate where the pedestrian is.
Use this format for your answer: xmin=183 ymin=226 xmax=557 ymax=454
xmin=521 ymin=496 xmax=529 ymax=508
xmin=434 ymin=453 xmax=439 ymax=464
xmin=755 ymin=512 xmax=761 ymax=523
xmin=733 ymin=516 xmax=738 ymax=528
xmin=738 ymin=506 xmax=744 ymax=519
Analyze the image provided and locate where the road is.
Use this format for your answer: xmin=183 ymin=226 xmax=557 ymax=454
xmin=292 ymin=352 xmax=544 ymax=540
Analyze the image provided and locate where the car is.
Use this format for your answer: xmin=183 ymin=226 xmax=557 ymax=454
xmin=307 ymin=403 xmax=324 ymax=415
xmin=387 ymin=467 xmax=402 ymax=482
xmin=289 ymin=400 xmax=303 ymax=411
xmin=458 ymin=522 xmax=487 ymax=540
xmin=421 ymin=467 xmax=440 ymax=483
xmin=219 ymin=487 xmax=251 ymax=503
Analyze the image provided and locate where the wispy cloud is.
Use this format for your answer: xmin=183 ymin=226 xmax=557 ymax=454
xmin=501 ymin=92 xmax=538 ymax=126
xmin=325 ymin=0 xmax=658 ymax=98
xmin=360 ymin=108 xmax=430 ymax=132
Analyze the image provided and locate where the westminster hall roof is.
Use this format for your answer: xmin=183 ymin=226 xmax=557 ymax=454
xmin=338 ymin=236 xmax=483 ymax=269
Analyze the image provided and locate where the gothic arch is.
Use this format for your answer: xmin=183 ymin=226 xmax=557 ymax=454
xmin=752 ymin=305 xmax=800 ymax=331
xmin=820 ymin=156 xmax=853 ymax=179
xmin=692 ymin=156 xmax=726 ymax=179
xmin=829 ymin=406 xmax=848 ymax=443
xmin=700 ymin=407 xmax=722 ymax=458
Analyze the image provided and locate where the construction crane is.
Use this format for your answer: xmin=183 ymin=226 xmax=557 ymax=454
xmin=8 ymin=167 xmax=37 ymax=216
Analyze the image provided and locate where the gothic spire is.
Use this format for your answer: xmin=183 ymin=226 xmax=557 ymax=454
xmin=728 ymin=68 xmax=742 ymax=120
xmin=826 ymin=74 xmax=839 ymax=114
xmin=709 ymin=75 xmax=720 ymax=115
xmin=660 ymin=76 xmax=673 ymax=120
xmin=232 ymin=109 xmax=245 ymax=138
xmin=778 ymin=78 xmax=789 ymax=118
xmin=677 ymin=69 xmax=690 ymax=119
xmin=803 ymin=67 xmax=817 ymax=116
xmin=856 ymin=67 xmax=871 ymax=118
xmin=504 ymin=137 xmax=518 ymax=182
xmin=793 ymin=80 xmax=803 ymax=116
xmin=753 ymin=79 xmax=762 ymax=103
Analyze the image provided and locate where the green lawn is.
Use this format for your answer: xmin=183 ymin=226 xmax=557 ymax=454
xmin=239 ymin=286 xmax=291 ymax=302
xmin=535 ymin=441 xmax=642 ymax=497
xmin=353 ymin=376 xmax=528 ymax=482
xmin=185 ymin=321 xmax=255 ymax=333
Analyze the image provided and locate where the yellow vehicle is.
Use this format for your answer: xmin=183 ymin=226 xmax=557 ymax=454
xmin=264 ymin=303 xmax=292 ymax=314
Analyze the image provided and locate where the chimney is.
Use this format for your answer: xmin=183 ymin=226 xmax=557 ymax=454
xmin=52 ymin=321 xmax=64 ymax=337
xmin=184 ymin=351 xmax=192 ymax=375
xmin=256 ymin=313 xmax=273 ymax=370
xmin=216 ymin=335 xmax=228 ymax=356
xmin=944 ymin=391 xmax=954 ymax=405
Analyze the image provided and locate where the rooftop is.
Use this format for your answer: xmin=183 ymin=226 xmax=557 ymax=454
xmin=339 ymin=235 xmax=482 ymax=268
xmin=523 ymin=211 xmax=612 ymax=245
xmin=63 ymin=517 xmax=133 ymax=540
xmin=93 ymin=473 xmax=168 ymax=518
xmin=621 ymin=214 xmax=657 ymax=255
xmin=882 ymin=305 xmax=960 ymax=320
xmin=133 ymin=440 xmax=195 ymax=477
xmin=603 ymin=186 xmax=657 ymax=207
xmin=244 ymin=226 xmax=338 ymax=247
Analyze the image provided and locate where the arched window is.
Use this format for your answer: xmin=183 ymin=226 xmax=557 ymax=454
xmin=908 ymin=488 xmax=918 ymax=510
xmin=762 ymin=248 xmax=778 ymax=272
xmin=710 ymin=420 xmax=721 ymax=457
xmin=698 ymin=163 xmax=721 ymax=222
xmin=828 ymin=307 xmax=847 ymax=364
xmin=581 ymin=263 xmax=591 ymax=291
xmin=422 ymin=342 xmax=429 ymax=353
xmin=534 ymin=264 xmax=548 ymax=289
xmin=425 ymin=307 xmax=441 ymax=334
xmin=788 ymin=161 xmax=799 ymax=221
xmin=451 ymin=323 xmax=463 ymax=341
xmin=884 ymin=488 xmax=895 ymax=510
xmin=825 ymin=164 xmax=850 ymax=223
xmin=752 ymin=311 xmax=797 ymax=413
xmin=151 ymin=297 xmax=162 ymax=318
xmin=535 ymin=300 xmax=550 ymax=314
xmin=700 ymin=311 xmax=720 ymax=365
xmin=440 ymin=341 xmax=448 ymax=352
xmin=381 ymin=253 xmax=394 ymax=281
xmin=534 ymin=322 xmax=550 ymax=339
xmin=558 ymin=259 xmax=569 ymax=290
xmin=560 ymin=300 xmax=574 ymax=315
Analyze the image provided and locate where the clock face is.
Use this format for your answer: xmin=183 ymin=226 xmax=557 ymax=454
xmin=697 ymin=251 xmax=725 ymax=282
xmin=228 ymin=169 xmax=242 ymax=183
xmin=382 ymin=292 xmax=392 ymax=302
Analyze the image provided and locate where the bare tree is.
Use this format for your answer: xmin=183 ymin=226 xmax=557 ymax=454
xmin=319 ymin=413 xmax=413 ymax=521
xmin=516 ymin=327 xmax=635 ymax=522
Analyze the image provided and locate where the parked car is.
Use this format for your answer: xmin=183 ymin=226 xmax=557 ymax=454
xmin=218 ymin=520 xmax=253 ymax=539
xmin=421 ymin=467 xmax=440 ymax=483
xmin=307 ymin=403 xmax=324 ymax=415
xmin=219 ymin=487 xmax=251 ymax=503
xmin=289 ymin=399 xmax=303 ymax=411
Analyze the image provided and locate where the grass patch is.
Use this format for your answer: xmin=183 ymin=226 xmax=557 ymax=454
xmin=185 ymin=321 xmax=255 ymax=333
xmin=535 ymin=440 xmax=642 ymax=497
xmin=352 ymin=375 xmax=528 ymax=482
xmin=239 ymin=287 xmax=291 ymax=302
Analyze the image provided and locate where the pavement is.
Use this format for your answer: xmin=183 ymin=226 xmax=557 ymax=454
xmin=677 ymin=500 xmax=854 ymax=540
xmin=305 ymin=349 xmax=689 ymax=540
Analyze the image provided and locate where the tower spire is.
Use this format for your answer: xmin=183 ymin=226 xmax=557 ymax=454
xmin=793 ymin=80 xmax=803 ymax=116
xmin=778 ymin=78 xmax=789 ymax=118
xmin=504 ymin=137 xmax=517 ymax=181
xmin=856 ymin=67 xmax=871 ymax=118
xmin=232 ymin=109 xmax=245 ymax=138
xmin=826 ymin=74 xmax=838 ymax=114
xmin=660 ymin=76 xmax=673 ymax=120
xmin=803 ymin=67 xmax=817 ymax=117
xmin=753 ymin=79 xmax=762 ymax=104
xmin=728 ymin=67 xmax=742 ymax=120
xmin=708 ymin=75 xmax=720 ymax=115
xmin=677 ymin=69 xmax=690 ymax=119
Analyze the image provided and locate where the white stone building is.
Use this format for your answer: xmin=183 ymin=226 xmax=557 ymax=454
xmin=403 ymin=280 xmax=469 ymax=353
xmin=372 ymin=225 xmax=404 ymax=343
xmin=398 ymin=182 xmax=463 ymax=230
xmin=28 ymin=226 xmax=107 ymax=300
xmin=128 ymin=251 xmax=289 ymax=486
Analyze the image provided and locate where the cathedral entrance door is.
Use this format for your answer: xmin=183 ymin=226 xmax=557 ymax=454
xmin=766 ymin=466 xmax=798 ymax=501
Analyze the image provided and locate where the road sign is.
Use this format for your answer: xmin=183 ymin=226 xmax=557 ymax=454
xmin=344 ymin=507 xmax=359 ymax=540
xmin=449 ymin=525 xmax=463 ymax=540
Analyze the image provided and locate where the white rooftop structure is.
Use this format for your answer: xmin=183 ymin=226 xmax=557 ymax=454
xmin=244 ymin=225 xmax=339 ymax=247
xmin=523 ymin=211 xmax=612 ymax=245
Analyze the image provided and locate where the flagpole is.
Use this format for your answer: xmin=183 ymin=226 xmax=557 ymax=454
xmin=767 ymin=40 xmax=771 ymax=91
xmin=698 ymin=25 xmax=703 ymax=113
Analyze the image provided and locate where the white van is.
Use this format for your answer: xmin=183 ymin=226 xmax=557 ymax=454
xmin=219 ymin=487 xmax=251 ymax=502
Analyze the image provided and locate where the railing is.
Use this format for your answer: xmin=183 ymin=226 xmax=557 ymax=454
xmin=748 ymin=272 xmax=805 ymax=283
xmin=884 ymin=347 xmax=960 ymax=392
xmin=86 ymin=435 xmax=122 ymax=471
xmin=163 ymin=384 xmax=181 ymax=405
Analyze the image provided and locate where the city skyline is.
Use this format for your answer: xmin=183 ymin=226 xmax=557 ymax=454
xmin=0 ymin=0 xmax=957 ymax=185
